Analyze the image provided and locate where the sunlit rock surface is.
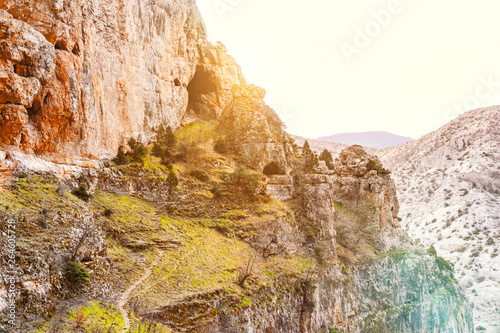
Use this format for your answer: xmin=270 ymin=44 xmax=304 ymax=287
xmin=0 ymin=0 xmax=244 ymax=164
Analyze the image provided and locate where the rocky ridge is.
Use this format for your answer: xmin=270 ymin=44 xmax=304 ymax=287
xmin=378 ymin=106 xmax=500 ymax=332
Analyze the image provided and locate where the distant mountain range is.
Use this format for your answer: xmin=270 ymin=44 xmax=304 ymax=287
xmin=290 ymin=135 xmax=378 ymax=157
xmin=318 ymin=131 xmax=414 ymax=149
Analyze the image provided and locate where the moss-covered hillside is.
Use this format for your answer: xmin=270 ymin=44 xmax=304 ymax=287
xmin=0 ymin=121 xmax=316 ymax=332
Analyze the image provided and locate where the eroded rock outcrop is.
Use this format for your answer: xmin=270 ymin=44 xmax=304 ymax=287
xmin=186 ymin=44 xmax=247 ymax=121
xmin=218 ymin=84 xmax=293 ymax=173
xmin=202 ymin=249 xmax=473 ymax=333
xmin=292 ymin=145 xmax=400 ymax=270
xmin=0 ymin=0 xmax=245 ymax=164
xmin=0 ymin=104 xmax=28 ymax=146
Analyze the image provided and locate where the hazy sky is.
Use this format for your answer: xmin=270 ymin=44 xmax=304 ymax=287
xmin=197 ymin=0 xmax=500 ymax=139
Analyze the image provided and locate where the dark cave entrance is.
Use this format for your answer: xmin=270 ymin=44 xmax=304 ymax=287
xmin=186 ymin=66 xmax=220 ymax=119
xmin=26 ymin=93 xmax=50 ymax=119
xmin=187 ymin=66 xmax=218 ymax=95
xmin=263 ymin=162 xmax=285 ymax=176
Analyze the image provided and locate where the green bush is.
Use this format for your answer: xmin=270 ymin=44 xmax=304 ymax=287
xmin=77 ymin=174 xmax=90 ymax=185
xmin=329 ymin=329 xmax=344 ymax=333
xmin=127 ymin=137 xmax=139 ymax=149
xmin=67 ymin=261 xmax=91 ymax=284
xmin=113 ymin=146 xmax=128 ymax=165
xmin=156 ymin=125 xmax=176 ymax=149
xmin=160 ymin=157 xmax=173 ymax=169
xmin=302 ymin=141 xmax=319 ymax=172
xmin=166 ymin=169 xmax=179 ymax=189
xmin=152 ymin=125 xmax=176 ymax=159
xmin=470 ymin=250 xmax=480 ymax=258
xmin=129 ymin=142 xmax=148 ymax=165
xmin=189 ymin=169 xmax=210 ymax=182
xmin=366 ymin=160 xmax=391 ymax=174
xmin=210 ymin=183 xmax=223 ymax=197
xmin=319 ymin=149 xmax=334 ymax=170
xmin=175 ymin=141 xmax=190 ymax=161
xmin=152 ymin=142 xmax=168 ymax=158
xmin=72 ymin=185 xmax=91 ymax=202
xmin=230 ymin=165 xmax=261 ymax=193
xmin=213 ymin=223 xmax=231 ymax=235
xmin=103 ymin=208 xmax=113 ymax=217
xmin=435 ymin=256 xmax=453 ymax=272
xmin=214 ymin=137 xmax=227 ymax=154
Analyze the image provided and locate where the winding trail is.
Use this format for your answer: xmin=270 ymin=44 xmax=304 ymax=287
xmin=118 ymin=250 xmax=164 ymax=332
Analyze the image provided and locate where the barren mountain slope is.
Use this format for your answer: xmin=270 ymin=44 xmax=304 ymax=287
xmin=378 ymin=106 xmax=500 ymax=332
xmin=318 ymin=131 xmax=414 ymax=149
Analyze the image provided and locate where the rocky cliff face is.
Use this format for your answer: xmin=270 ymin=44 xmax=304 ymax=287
xmin=207 ymin=102 xmax=472 ymax=332
xmin=0 ymin=0 xmax=244 ymax=165
xmin=0 ymin=1 xmax=475 ymax=332
xmin=189 ymin=249 xmax=473 ymax=333
xmin=378 ymin=106 xmax=500 ymax=332
xmin=293 ymin=145 xmax=399 ymax=268
xmin=218 ymin=84 xmax=292 ymax=173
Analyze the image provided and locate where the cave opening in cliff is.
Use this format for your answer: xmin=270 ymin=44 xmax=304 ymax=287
xmin=187 ymin=66 xmax=218 ymax=95
xmin=72 ymin=43 xmax=81 ymax=56
xmin=187 ymin=66 xmax=220 ymax=119
xmin=54 ymin=40 xmax=66 ymax=51
xmin=263 ymin=162 xmax=285 ymax=175
xmin=188 ymin=66 xmax=217 ymax=98
xmin=27 ymin=99 xmax=42 ymax=118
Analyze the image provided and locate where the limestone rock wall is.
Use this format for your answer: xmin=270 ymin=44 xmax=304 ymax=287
xmin=0 ymin=0 xmax=245 ymax=164
xmin=214 ymin=252 xmax=473 ymax=333
xmin=303 ymin=250 xmax=474 ymax=333
xmin=290 ymin=149 xmax=398 ymax=276
xmin=218 ymin=84 xmax=293 ymax=173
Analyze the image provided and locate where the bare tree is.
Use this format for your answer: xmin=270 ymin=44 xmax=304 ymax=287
xmin=237 ymin=251 xmax=258 ymax=287
xmin=69 ymin=214 xmax=100 ymax=261
xmin=261 ymin=235 xmax=286 ymax=259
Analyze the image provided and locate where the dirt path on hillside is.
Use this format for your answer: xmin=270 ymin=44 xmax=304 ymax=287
xmin=118 ymin=250 xmax=164 ymax=332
